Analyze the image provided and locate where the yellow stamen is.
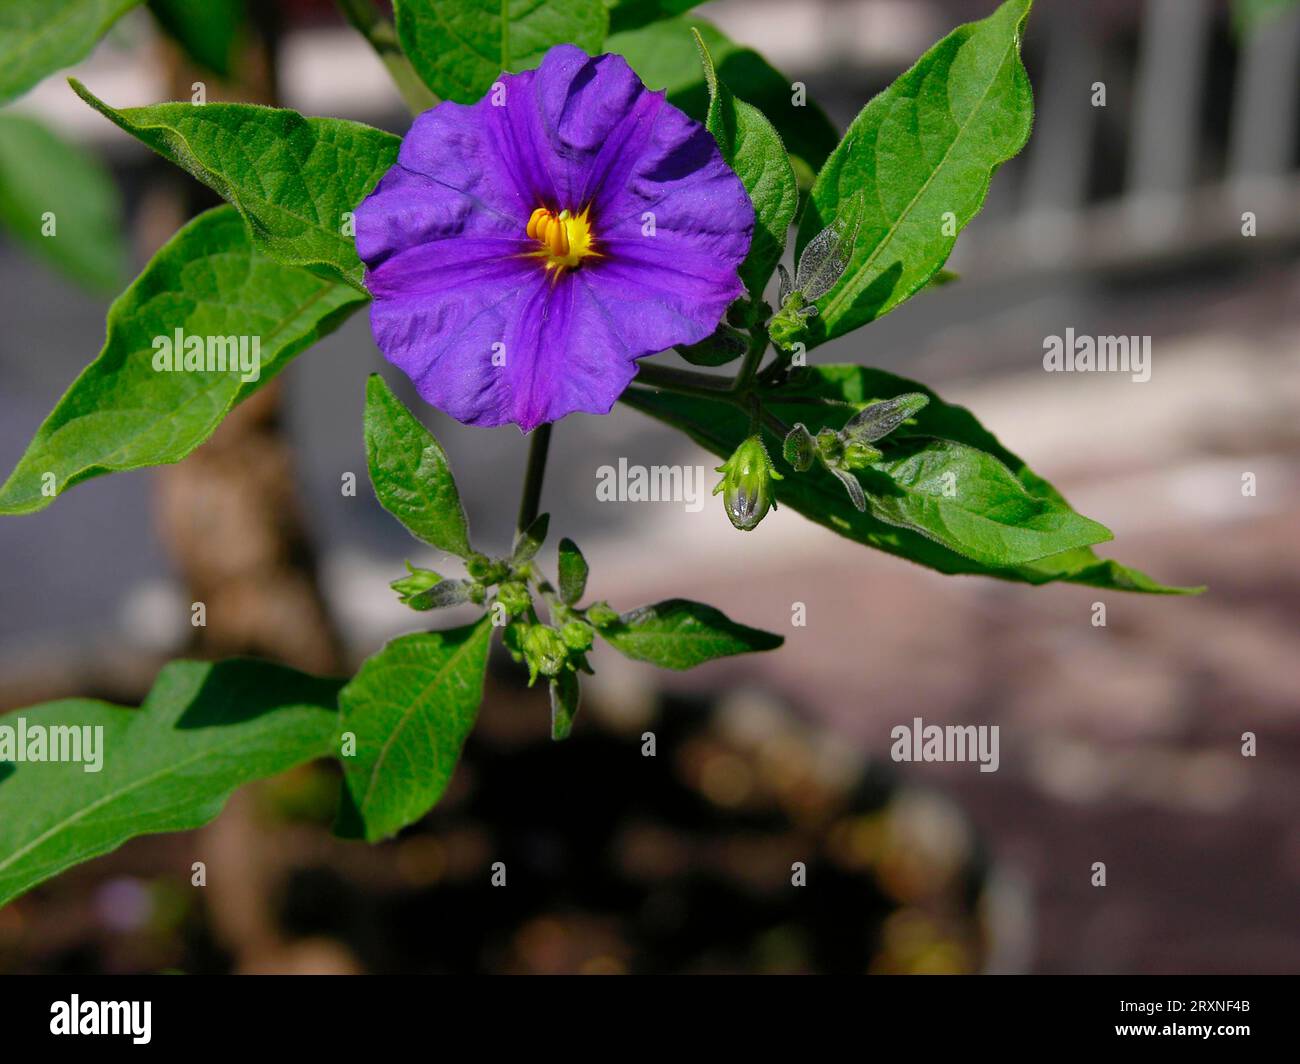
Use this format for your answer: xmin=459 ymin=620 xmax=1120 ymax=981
xmin=525 ymin=205 xmax=598 ymax=273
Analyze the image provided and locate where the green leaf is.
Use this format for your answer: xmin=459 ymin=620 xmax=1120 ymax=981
xmin=608 ymin=15 xmax=839 ymax=175
xmin=405 ymin=579 xmax=476 ymax=611
xmin=337 ymin=618 xmax=493 ymax=842
xmin=598 ymin=599 xmax=782 ymax=669
xmin=71 ymin=80 xmax=399 ymax=289
xmin=605 ymin=0 xmax=704 ymax=35
xmin=0 ymin=206 xmax=366 ymax=515
xmin=1233 ymin=0 xmax=1300 ymax=35
xmin=147 ymin=0 xmax=246 ymax=78
xmin=676 ymin=323 xmax=747 ymax=367
xmin=694 ymin=29 xmax=798 ymax=302
xmin=549 ymin=670 xmax=580 ymax=741
xmin=512 ymin=512 xmax=550 ymax=565
xmin=0 ymin=0 xmax=140 ymax=106
xmin=394 ymin=0 xmax=609 ymax=104
xmin=0 ymin=659 xmax=342 ymax=909
xmin=557 ymin=537 xmax=589 ymax=605
xmin=793 ymin=0 xmax=1035 ymax=348
xmin=621 ymin=364 xmax=1200 ymax=593
xmin=861 ymin=437 xmax=1111 ymax=567
xmin=363 ymin=374 xmax=473 ymax=558
xmin=0 ymin=112 xmax=127 ymax=291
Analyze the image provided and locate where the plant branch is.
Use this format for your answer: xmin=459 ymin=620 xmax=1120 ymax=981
xmin=516 ymin=423 xmax=553 ymax=535
xmin=334 ymin=0 xmax=436 ymax=115
xmin=633 ymin=362 xmax=740 ymax=400
xmin=730 ymin=328 xmax=769 ymax=393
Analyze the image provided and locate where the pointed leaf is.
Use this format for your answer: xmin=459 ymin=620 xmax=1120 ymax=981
xmin=363 ymin=374 xmax=473 ymax=558
xmin=0 ymin=206 xmax=366 ymax=515
xmin=512 ymin=512 xmax=550 ymax=565
xmin=0 ymin=659 xmax=342 ymax=909
xmin=338 ymin=618 xmax=493 ymax=842
xmin=861 ymin=437 xmax=1112 ymax=567
xmin=71 ymin=81 xmax=399 ymax=288
xmin=404 ymin=579 xmax=476 ymax=611
xmin=842 ymin=392 xmax=929 ymax=443
xmin=794 ymin=0 xmax=1035 ymax=346
xmin=0 ymin=113 xmax=127 ymax=291
xmin=695 ymin=29 xmax=798 ymax=302
xmin=598 ymin=598 xmax=782 ymax=670
xmin=0 ymin=0 xmax=140 ymax=106
xmin=394 ymin=0 xmax=609 ymax=104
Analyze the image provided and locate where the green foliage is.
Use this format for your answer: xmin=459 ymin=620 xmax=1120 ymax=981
xmin=605 ymin=0 xmax=703 ymax=35
xmin=622 ymin=365 xmax=1198 ymax=593
xmin=0 ymin=0 xmax=1203 ymax=907
xmin=792 ymin=0 xmax=1035 ymax=348
xmin=0 ymin=0 xmax=140 ymax=105
xmin=549 ymin=669 xmax=581 ymax=740
xmin=147 ymin=0 xmax=246 ymax=78
xmin=0 ymin=112 xmax=126 ymax=291
xmin=0 ymin=659 xmax=342 ymax=908
xmin=694 ymin=30 xmax=798 ymax=303
xmin=598 ymin=599 xmax=783 ymax=669
xmin=608 ymin=15 xmax=838 ymax=175
xmin=1232 ymin=0 xmax=1300 ymax=34
xmin=863 ymin=437 xmax=1111 ymax=567
xmin=337 ymin=619 xmax=493 ymax=842
xmin=364 ymin=374 xmax=473 ymax=558
xmin=512 ymin=512 xmax=550 ymax=565
xmin=395 ymin=0 xmax=609 ymax=103
xmin=0 ymin=207 xmax=365 ymax=515
xmin=557 ymin=538 xmax=589 ymax=605
xmin=71 ymin=81 xmax=399 ymax=288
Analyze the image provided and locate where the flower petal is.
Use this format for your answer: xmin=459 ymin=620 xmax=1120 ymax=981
xmin=355 ymin=44 xmax=754 ymax=431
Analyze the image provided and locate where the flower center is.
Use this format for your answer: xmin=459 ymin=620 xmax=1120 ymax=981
xmin=526 ymin=206 xmax=598 ymax=272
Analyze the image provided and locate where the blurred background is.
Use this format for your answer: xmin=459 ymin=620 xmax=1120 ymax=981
xmin=1 ymin=0 xmax=1298 ymax=974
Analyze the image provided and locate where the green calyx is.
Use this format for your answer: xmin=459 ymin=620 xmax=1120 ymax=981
xmin=713 ymin=434 xmax=783 ymax=532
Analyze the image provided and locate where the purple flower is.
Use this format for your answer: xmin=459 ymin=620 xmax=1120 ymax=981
xmin=355 ymin=45 xmax=754 ymax=432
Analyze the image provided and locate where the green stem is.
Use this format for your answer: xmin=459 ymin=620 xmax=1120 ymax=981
xmin=516 ymin=423 xmax=553 ymax=535
xmin=633 ymin=362 xmax=740 ymax=400
xmin=730 ymin=327 xmax=769 ymax=393
xmin=334 ymin=0 xmax=436 ymax=115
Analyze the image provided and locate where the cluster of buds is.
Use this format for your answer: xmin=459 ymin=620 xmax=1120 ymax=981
xmin=386 ymin=516 xmax=608 ymax=740
xmin=782 ymin=392 xmax=930 ymax=512
xmin=503 ymin=616 xmax=595 ymax=686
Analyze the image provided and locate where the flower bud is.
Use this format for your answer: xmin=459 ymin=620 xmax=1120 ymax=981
xmin=782 ymin=423 xmax=815 ymax=472
xmin=496 ymin=580 xmax=531 ymax=617
xmin=521 ymin=624 xmax=568 ymax=684
xmin=465 ymin=552 xmax=507 ymax=585
xmin=390 ymin=563 xmax=441 ymax=605
xmin=713 ymin=435 xmax=783 ymax=531
xmin=841 ymin=440 xmax=883 ymax=470
xmin=560 ymin=620 xmax=594 ymax=652
xmin=815 ymin=427 xmax=843 ymax=464
xmin=585 ymin=601 xmax=620 ymax=629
